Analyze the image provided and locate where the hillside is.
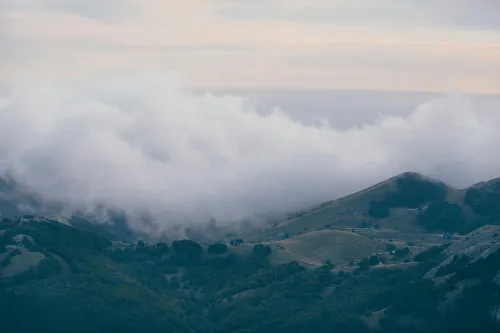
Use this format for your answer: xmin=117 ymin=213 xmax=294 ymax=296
xmin=1 ymin=173 xmax=500 ymax=332
xmin=268 ymin=230 xmax=381 ymax=266
xmin=263 ymin=172 xmax=500 ymax=241
xmin=0 ymin=217 xmax=193 ymax=333
xmin=1 ymin=216 xmax=499 ymax=333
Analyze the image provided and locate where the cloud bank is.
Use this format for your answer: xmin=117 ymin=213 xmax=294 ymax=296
xmin=0 ymin=71 xmax=499 ymax=230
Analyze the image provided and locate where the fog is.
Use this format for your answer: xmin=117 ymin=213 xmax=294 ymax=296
xmin=0 ymin=71 xmax=499 ymax=229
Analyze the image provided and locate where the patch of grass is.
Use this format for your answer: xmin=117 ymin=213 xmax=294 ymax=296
xmin=267 ymin=230 xmax=381 ymax=265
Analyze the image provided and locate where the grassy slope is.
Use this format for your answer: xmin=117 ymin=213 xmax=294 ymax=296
xmin=232 ymin=173 xmax=459 ymax=267
xmin=268 ymin=230 xmax=381 ymax=265
xmin=270 ymin=172 xmax=462 ymax=237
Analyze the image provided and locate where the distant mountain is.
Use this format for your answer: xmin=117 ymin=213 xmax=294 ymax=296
xmin=0 ymin=177 xmax=44 ymax=218
xmin=0 ymin=176 xmax=138 ymax=241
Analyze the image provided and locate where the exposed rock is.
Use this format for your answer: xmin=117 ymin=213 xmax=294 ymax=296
xmin=494 ymin=271 xmax=500 ymax=286
xmin=473 ymin=241 xmax=500 ymax=263
xmin=492 ymin=306 xmax=500 ymax=324
xmin=44 ymin=215 xmax=71 ymax=226
xmin=0 ymin=251 xmax=46 ymax=277
xmin=12 ymin=234 xmax=35 ymax=245
xmin=424 ymin=256 xmax=454 ymax=279
xmin=444 ymin=225 xmax=500 ymax=256
xmin=425 ymin=225 xmax=500 ymax=280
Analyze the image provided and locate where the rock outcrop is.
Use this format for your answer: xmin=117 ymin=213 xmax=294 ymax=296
xmin=424 ymin=225 xmax=500 ymax=280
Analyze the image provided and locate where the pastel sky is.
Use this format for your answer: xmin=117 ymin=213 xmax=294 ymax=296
xmin=1 ymin=0 xmax=499 ymax=93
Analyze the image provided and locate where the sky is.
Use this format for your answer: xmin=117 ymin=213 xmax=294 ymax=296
xmin=1 ymin=0 xmax=500 ymax=93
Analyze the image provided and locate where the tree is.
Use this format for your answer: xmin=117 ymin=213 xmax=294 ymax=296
xmin=369 ymin=255 xmax=380 ymax=266
xmin=464 ymin=182 xmax=500 ymax=217
xmin=172 ymin=239 xmax=203 ymax=265
xmin=323 ymin=260 xmax=334 ymax=269
xmin=358 ymin=257 xmax=370 ymax=271
xmin=150 ymin=242 xmax=169 ymax=257
xmin=230 ymin=239 xmax=244 ymax=247
xmin=385 ymin=243 xmax=396 ymax=252
xmin=208 ymin=242 xmax=228 ymax=255
xmin=252 ymin=244 xmax=271 ymax=258
xmin=385 ymin=175 xmax=447 ymax=208
xmin=415 ymin=244 xmax=447 ymax=263
xmin=394 ymin=247 xmax=410 ymax=258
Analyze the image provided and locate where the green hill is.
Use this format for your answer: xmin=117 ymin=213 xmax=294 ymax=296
xmin=268 ymin=172 xmax=462 ymax=237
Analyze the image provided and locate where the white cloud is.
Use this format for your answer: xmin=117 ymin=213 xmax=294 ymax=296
xmin=0 ymin=71 xmax=499 ymax=231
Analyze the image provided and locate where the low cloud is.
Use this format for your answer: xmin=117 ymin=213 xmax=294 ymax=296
xmin=0 ymin=71 xmax=499 ymax=230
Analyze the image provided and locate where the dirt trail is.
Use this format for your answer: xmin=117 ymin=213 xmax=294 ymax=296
xmin=280 ymin=250 xmax=323 ymax=267
xmin=242 ymin=243 xmax=323 ymax=267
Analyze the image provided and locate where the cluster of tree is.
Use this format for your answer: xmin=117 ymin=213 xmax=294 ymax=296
xmin=230 ymin=239 xmax=244 ymax=246
xmin=387 ymin=176 xmax=447 ymax=208
xmin=465 ymin=181 xmax=500 ymax=217
xmin=252 ymin=244 xmax=272 ymax=258
xmin=207 ymin=242 xmax=228 ymax=255
xmin=368 ymin=175 xmax=447 ymax=219
xmin=385 ymin=243 xmax=396 ymax=252
xmin=394 ymin=246 xmax=410 ymax=258
xmin=359 ymin=221 xmax=381 ymax=229
xmin=417 ymin=201 xmax=465 ymax=232
xmin=414 ymin=244 xmax=449 ymax=263
xmin=368 ymin=200 xmax=390 ymax=219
